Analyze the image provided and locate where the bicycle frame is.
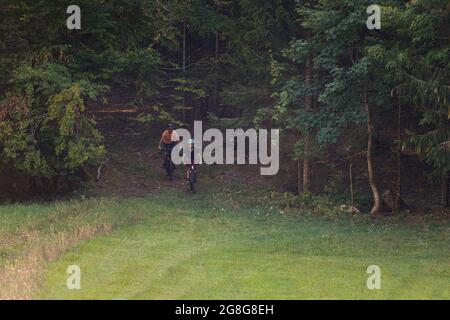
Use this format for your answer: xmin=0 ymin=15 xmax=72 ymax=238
xmin=188 ymin=165 xmax=197 ymax=193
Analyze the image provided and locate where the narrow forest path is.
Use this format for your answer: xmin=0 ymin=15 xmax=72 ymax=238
xmin=85 ymin=100 xmax=287 ymax=198
xmin=87 ymin=104 xmax=190 ymax=197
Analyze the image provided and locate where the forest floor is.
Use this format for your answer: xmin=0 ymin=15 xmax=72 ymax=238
xmin=0 ymin=102 xmax=449 ymax=299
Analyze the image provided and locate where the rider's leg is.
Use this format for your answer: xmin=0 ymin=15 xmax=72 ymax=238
xmin=162 ymin=150 xmax=170 ymax=168
xmin=161 ymin=144 xmax=168 ymax=167
xmin=168 ymin=143 xmax=176 ymax=169
xmin=162 ymin=151 xmax=169 ymax=168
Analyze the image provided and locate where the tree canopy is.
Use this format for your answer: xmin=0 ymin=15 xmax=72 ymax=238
xmin=1 ymin=0 xmax=449 ymax=209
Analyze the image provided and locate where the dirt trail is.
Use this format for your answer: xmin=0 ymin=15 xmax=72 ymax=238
xmin=88 ymin=104 xmax=188 ymax=197
xmin=88 ymin=106 xmax=285 ymax=198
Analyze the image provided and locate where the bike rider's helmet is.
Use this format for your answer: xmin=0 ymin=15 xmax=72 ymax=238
xmin=168 ymin=123 xmax=175 ymax=130
xmin=188 ymin=139 xmax=195 ymax=144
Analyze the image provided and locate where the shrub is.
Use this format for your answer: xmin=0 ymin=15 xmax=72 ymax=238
xmin=0 ymin=62 xmax=105 ymax=191
xmin=268 ymin=191 xmax=344 ymax=218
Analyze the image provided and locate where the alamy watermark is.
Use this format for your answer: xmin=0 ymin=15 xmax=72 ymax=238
xmin=67 ymin=4 xmax=381 ymax=31
xmin=171 ymin=121 xmax=279 ymax=176
xmin=66 ymin=265 xmax=81 ymax=290
xmin=366 ymin=265 xmax=381 ymax=290
xmin=66 ymin=5 xmax=81 ymax=30
xmin=367 ymin=4 xmax=381 ymax=30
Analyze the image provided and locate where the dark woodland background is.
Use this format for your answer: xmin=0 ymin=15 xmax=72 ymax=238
xmin=0 ymin=0 xmax=449 ymax=215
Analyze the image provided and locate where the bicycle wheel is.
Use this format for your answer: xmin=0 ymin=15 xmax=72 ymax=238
xmin=165 ymin=162 xmax=172 ymax=180
xmin=188 ymin=168 xmax=197 ymax=193
xmin=189 ymin=180 xmax=196 ymax=193
xmin=164 ymin=159 xmax=173 ymax=180
xmin=168 ymin=161 xmax=174 ymax=180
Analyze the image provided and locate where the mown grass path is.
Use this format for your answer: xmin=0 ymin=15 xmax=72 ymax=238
xmin=36 ymin=192 xmax=449 ymax=299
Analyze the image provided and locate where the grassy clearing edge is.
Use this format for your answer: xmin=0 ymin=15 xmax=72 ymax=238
xmin=0 ymin=198 xmax=146 ymax=300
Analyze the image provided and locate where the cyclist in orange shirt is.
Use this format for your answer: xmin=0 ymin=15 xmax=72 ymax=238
xmin=159 ymin=123 xmax=179 ymax=168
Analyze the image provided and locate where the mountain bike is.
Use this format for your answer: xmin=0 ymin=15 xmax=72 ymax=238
xmin=161 ymin=147 xmax=175 ymax=180
xmin=187 ymin=165 xmax=197 ymax=193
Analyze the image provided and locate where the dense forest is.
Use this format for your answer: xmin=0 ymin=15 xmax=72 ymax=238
xmin=1 ymin=0 xmax=449 ymax=214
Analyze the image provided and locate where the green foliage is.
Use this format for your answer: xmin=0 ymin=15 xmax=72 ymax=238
xmin=268 ymin=191 xmax=343 ymax=217
xmin=135 ymin=104 xmax=183 ymax=128
xmin=1 ymin=0 xmax=449 ymax=196
xmin=0 ymin=96 xmax=51 ymax=176
xmin=271 ymin=0 xmax=379 ymax=161
xmin=0 ymin=1 xmax=170 ymax=186
xmin=0 ymin=61 xmax=105 ymax=179
xmin=272 ymin=0 xmax=449 ymax=183
xmin=46 ymin=85 xmax=105 ymax=171
xmin=403 ymin=128 xmax=450 ymax=175
xmin=390 ymin=0 xmax=450 ymax=175
xmin=205 ymin=0 xmax=297 ymax=121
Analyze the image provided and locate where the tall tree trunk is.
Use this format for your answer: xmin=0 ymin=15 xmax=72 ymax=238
xmin=442 ymin=170 xmax=449 ymax=208
xmin=182 ymin=19 xmax=186 ymax=121
xmin=349 ymin=162 xmax=354 ymax=208
xmin=394 ymin=96 xmax=402 ymax=212
xmin=297 ymin=159 xmax=303 ymax=195
xmin=302 ymin=52 xmax=313 ymax=193
xmin=303 ymin=135 xmax=311 ymax=192
xmin=364 ymin=90 xmax=381 ymax=215
xmin=442 ymin=117 xmax=449 ymax=208
xmin=213 ymin=2 xmax=220 ymax=113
